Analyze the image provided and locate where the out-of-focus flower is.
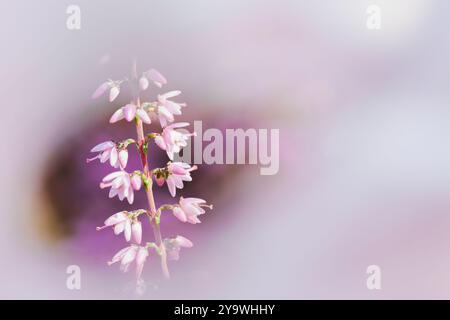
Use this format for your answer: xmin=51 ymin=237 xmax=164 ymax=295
xmin=109 ymin=86 xmax=120 ymax=102
xmin=172 ymin=197 xmax=212 ymax=224
xmin=87 ymin=141 xmax=128 ymax=169
xmin=139 ymin=77 xmax=149 ymax=91
xmin=154 ymin=122 xmax=196 ymax=160
xmin=100 ymin=171 xmax=142 ymax=204
xmin=108 ymin=245 xmax=149 ymax=281
xmin=139 ymin=69 xmax=167 ymax=90
xmin=92 ymin=80 xmax=121 ymax=102
xmin=96 ymin=211 xmax=143 ymax=244
xmin=163 ymin=236 xmax=193 ymax=261
xmin=131 ymin=220 xmax=142 ymax=244
xmin=157 ymin=91 xmax=186 ymax=127
xmin=110 ymin=104 xmax=151 ymax=124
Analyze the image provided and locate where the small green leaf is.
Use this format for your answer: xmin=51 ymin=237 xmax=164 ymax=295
xmin=142 ymin=141 xmax=148 ymax=155
xmin=141 ymin=174 xmax=151 ymax=190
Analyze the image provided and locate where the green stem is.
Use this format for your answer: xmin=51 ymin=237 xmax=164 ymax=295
xmin=134 ymin=88 xmax=170 ymax=278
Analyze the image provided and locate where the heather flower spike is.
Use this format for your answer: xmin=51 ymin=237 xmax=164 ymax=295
xmin=88 ymin=63 xmax=212 ymax=289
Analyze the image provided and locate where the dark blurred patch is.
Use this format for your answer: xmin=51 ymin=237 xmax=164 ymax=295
xmin=41 ymin=108 xmax=248 ymax=241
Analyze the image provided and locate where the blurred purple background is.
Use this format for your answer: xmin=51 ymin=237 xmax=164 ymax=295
xmin=1 ymin=0 xmax=450 ymax=299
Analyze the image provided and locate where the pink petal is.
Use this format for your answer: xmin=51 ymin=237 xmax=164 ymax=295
xmin=166 ymin=150 xmax=175 ymax=161
xmin=173 ymin=207 xmax=187 ymax=222
xmin=139 ymin=76 xmax=149 ymax=90
xmin=102 ymin=171 xmax=125 ymax=182
xmin=173 ymin=176 xmax=184 ymax=189
xmin=112 ymin=176 xmax=126 ymax=189
xmin=121 ymin=246 xmax=138 ymax=266
xmin=136 ymin=109 xmax=151 ymax=124
xmin=114 ymin=221 xmax=125 ymax=235
xmin=147 ymin=69 xmax=167 ymax=87
xmin=132 ymin=221 xmax=142 ymax=244
xmin=170 ymin=164 xmax=188 ymax=175
xmin=135 ymin=247 xmax=149 ymax=280
xmin=131 ymin=175 xmax=142 ymax=190
xmin=187 ymin=215 xmax=202 ymax=224
xmin=99 ymin=150 xmax=111 ymax=163
xmin=119 ymin=150 xmax=128 ymax=168
xmin=110 ymin=108 xmax=125 ymax=123
xmin=117 ymin=186 xmax=126 ymax=201
xmin=127 ymin=185 xmax=134 ymax=204
xmin=166 ymin=122 xmax=190 ymax=130
xmin=183 ymin=204 xmax=203 ymax=218
xmin=108 ymin=246 xmax=130 ymax=265
xmin=158 ymin=106 xmax=174 ymax=122
xmin=181 ymin=197 xmax=206 ymax=206
xmin=124 ymin=219 xmax=132 ymax=242
xmin=172 ymin=162 xmax=191 ymax=169
xmin=176 ymin=235 xmax=193 ymax=248
xmin=91 ymin=141 xmax=114 ymax=153
xmin=158 ymin=115 xmax=168 ymax=128
xmin=109 ymin=86 xmax=120 ymax=102
xmin=165 ymin=100 xmax=183 ymax=115
xmin=123 ymin=104 xmax=137 ymax=122
xmin=154 ymin=136 xmax=167 ymax=151
xmin=109 ymin=147 xmax=118 ymax=167
xmin=166 ymin=177 xmax=176 ymax=197
xmin=108 ymin=186 xmax=118 ymax=198
xmin=104 ymin=212 xmax=127 ymax=226
xmin=160 ymin=90 xmax=181 ymax=99
xmin=92 ymin=82 xmax=108 ymax=99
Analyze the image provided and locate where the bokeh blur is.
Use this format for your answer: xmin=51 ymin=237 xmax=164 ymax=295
xmin=1 ymin=0 xmax=450 ymax=299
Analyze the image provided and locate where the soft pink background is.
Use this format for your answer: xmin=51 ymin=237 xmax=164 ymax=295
xmin=1 ymin=0 xmax=450 ymax=299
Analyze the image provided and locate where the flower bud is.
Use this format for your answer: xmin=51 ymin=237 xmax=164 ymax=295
xmin=109 ymin=86 xmax=120 ymax=102
xmin=139 ymin=76 xmax=149 ymax=90
xmin=118 ymin=149 xmax=128 ymax=168
xmin=131 ymin=175 xmax=142 ymax=190
xmin=132 ymin=221 xmax=142 ymax=244
xmin=155 ymin=176 xmax=165 ymax=187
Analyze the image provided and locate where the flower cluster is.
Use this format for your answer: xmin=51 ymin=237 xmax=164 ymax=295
xmin=88 ymin=66 xmax=212 ymax=287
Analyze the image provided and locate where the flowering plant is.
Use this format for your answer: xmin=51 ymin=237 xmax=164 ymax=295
xmin=88 ymin=63 xmax=212 ymax=288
